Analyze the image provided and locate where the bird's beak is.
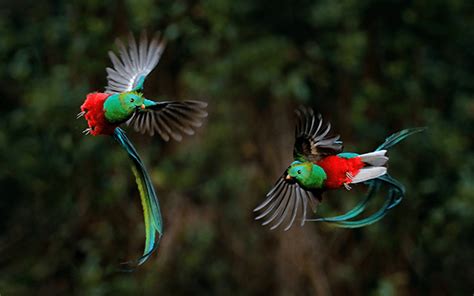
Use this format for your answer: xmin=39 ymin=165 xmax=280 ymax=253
xmin=141 ymin=104 xmax=145 ymax=110
xmin=285 ymin=175 xmax=293 ymax=181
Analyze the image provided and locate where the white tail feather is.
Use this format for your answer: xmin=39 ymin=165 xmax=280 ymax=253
xmin=359 ymin=150 xmax=388 ymax=166
xmin=350 ymin=167 xmax=387 ymax=184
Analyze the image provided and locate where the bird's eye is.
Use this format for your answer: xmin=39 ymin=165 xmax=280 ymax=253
xmin=130 ymin=98 xmax=135 ymax=103
xmin=297 ymin=170 xmax=301 ymax=174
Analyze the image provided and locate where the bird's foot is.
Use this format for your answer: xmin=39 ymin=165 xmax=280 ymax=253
xmin=76 ymin=111 xmax=86 ymax=119
xmin=344 ymin=172 xmax=354 ymax=190
xmin=346 ymin=172 xmax=354 ymax=180
xmin=82 ymin=127 xmax=92 ymax=135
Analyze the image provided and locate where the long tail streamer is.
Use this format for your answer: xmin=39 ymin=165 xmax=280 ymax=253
xmin=113 ymin=128 xmax=163 ymax=268
xmin=306 ymin=127 xmax=426 ymax=228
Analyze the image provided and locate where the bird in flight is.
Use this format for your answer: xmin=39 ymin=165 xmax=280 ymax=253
xmin=254 ymin=106 xmax=424 ymax=231
xmin=78 ymin=32 xmax=208 ymax=267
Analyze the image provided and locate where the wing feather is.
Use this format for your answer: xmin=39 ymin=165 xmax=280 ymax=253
xmin=127 ymin=100 xmax=208 ymax=141
xmin=254 ymin=178 xmax=285 ymax=212
xmin=285 ymin=187 xmax=301 ymax=231
xmin=254 ymin=172 xmax=322 ymax=231
xmin=258 ymin=185 xmax=288 ymax=222
xmin=270 ymin=186 xmax=295 ymax=230
xmin=262 ymin=184 xmax=291 ymax=226
xmin=105 ymin=32 xmax=166 ymax=94
xmin=300 ymin=190 xmax=309 ymax=226
xmin=293 ymin=106 xmax=343 ymax=162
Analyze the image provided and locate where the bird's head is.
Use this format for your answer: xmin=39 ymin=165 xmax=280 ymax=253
xmin=286 ymin=161 xmax=312 ymax=183
xmin=286 ymin=161 xmax=326 ymax=189
xmin=120 ymin=92 xmax=146 ymax=114
xmin=103 ymin=91 xmax=147 ymax=124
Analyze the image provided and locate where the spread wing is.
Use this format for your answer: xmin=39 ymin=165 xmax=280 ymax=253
xmin=293 ymin=106 xmax=343 ymax=162
xmin=127 ymin=100 xmax=208 ymax=141
xmin=254 ymin=172 xmax=322 ymax=231
xmin=105 ymin=32 xmax=166 ymax=94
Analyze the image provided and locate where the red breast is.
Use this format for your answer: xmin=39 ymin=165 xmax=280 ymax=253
xmin=316 ymin=156 xmax=365 ymax=189
xmin=81 ymin=92 xmax=117 ymax=136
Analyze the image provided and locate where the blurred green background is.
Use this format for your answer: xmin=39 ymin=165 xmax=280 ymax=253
xmin=0 ymin=0 xmax=473 ymax=295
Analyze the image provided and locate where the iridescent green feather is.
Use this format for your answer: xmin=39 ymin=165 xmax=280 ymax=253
xmin=131 ymin=165 xmax=156 ymax=259
xmin=113 ymin=128 xmax=163 ymax=267
xmin=306 ymin=181 xmax=378 ymax=223
xmin=329 ymin=185 xmax=396 ymax=228
xmin=104 ymin=92 xmax=145 ymax=123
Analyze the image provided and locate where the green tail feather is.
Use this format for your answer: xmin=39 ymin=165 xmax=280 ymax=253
xmin=376 ymin=127 xmax=426 ymax=151
xmin=326 ymin=176 xmax=404 ymax=228
xmin=307 ymin=175 xmax=403 ymax=228
xmin=113 ymin=128 xmax=163 ymax=268
xmin=373 ymin=127 xmax=425 ymax=212
xmin=305 ymin=181 xmax=379 ymax=223
xmin=377 ymin=174 xmax=405 ymax=209
xmin=329 ymin=186 xmax=396 ymax=228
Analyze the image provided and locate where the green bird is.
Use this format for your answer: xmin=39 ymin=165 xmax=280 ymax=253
xmin=79 ymin=32 xmax=208 ymax=267
xmin=254 ymin=107 xmax=425 ymax=230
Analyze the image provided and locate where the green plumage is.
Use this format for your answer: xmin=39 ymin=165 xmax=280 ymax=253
xmin=104 ymin=92 xmax=145 ymax=123
xmin=338 ymin=152 xmax=359 ymax=159
xmin=287 ymin=161 xmax=327 ymax=189
xmin=113 ymin=128 xmax=163 ymax=267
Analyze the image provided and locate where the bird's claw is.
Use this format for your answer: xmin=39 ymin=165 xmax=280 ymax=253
xmin=344 ymin=172 xmax=354 ymax=190
xmin=76 ymin=111 xmax=86 ymax=119
xmin=82 ymin=128 xmax=92 ymax=135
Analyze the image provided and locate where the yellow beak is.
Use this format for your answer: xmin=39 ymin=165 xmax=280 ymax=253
xmin=285 ymin=175 xmax=293 ymax=181
xmin=141 ymin=104 xmax=145 ymax=110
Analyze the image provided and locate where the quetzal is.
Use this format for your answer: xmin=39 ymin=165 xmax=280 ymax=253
xmin=254 ymin=107 xmax=424 ymax=231
xmin=78 ymin=32 xmax=208 ymax=266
